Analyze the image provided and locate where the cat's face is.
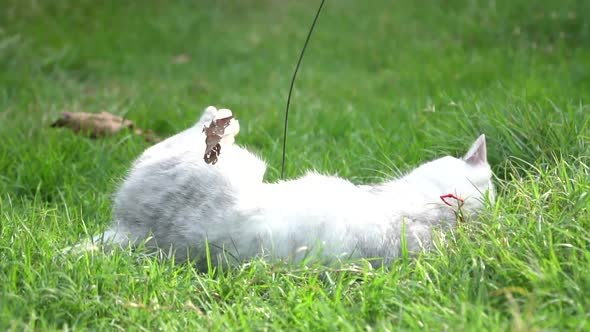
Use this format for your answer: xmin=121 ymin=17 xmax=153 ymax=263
xmin=409 ymin=135 xmax=494 ymax=212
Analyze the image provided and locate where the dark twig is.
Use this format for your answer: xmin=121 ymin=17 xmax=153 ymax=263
xmin=281 ymin=0 xmax=326 ymax=179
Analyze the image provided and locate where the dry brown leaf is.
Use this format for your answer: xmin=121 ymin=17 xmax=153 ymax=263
xmin=51 ymin=111 xmax=161 ymax=143
xmin=203 ymin=114 xmax=234 ymax=165
xmin=51 ymin=111 xmax=133 ymax=137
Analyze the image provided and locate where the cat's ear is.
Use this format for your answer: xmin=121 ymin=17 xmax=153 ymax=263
xmin=463 ymin=134 xmax=487 ymax=165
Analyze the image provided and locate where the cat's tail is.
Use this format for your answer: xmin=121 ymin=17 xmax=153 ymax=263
xmin=62 ymin=227 xmax=130 ymax=255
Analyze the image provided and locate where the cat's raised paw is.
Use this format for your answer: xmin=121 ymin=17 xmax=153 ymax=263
xmin=198 ymin=106 xmax=240 ymax=142
xmin=197 ymin=105 xmax=220 ymax=127
xmin=202 ymin=108 xmax=240 ymax=164
xmin=215 ymin=109 xmax=240 ymax=145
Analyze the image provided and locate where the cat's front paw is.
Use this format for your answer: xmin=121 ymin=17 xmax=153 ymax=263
xmin=198 ymin=106 xmax=240 ymax=140
xmin=215 ymin=109 xmax=240 ymax=145
xmin=199 ymin=106 xmax=240 ymax=151
xmin=215 ymin=108 xmax=240 ymax=144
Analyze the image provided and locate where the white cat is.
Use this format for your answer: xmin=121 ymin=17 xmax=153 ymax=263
xmin=86 ymin=106 xmax=494 ymax=267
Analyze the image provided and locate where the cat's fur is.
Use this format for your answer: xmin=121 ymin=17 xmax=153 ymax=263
xmin=86 ymin=106 xmax=494 ymax=267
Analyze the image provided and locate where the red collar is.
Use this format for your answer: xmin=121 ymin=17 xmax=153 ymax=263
xmin=440 ymin=193 xmax=464 ymax=207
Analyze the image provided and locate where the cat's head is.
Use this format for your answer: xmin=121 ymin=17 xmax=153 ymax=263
xmin=408 ymin=134 xmax=494 ymax=214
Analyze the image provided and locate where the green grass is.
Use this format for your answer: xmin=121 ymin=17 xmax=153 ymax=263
xmin=1 ymin=0 xmax=589 ymax=330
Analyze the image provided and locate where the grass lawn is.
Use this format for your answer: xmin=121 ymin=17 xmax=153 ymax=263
xmin=1 ymin=0 xmax=589 ymax=330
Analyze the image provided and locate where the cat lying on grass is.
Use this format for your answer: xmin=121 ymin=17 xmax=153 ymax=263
xmin=75 ymin=106 xmax=494 ymax=268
